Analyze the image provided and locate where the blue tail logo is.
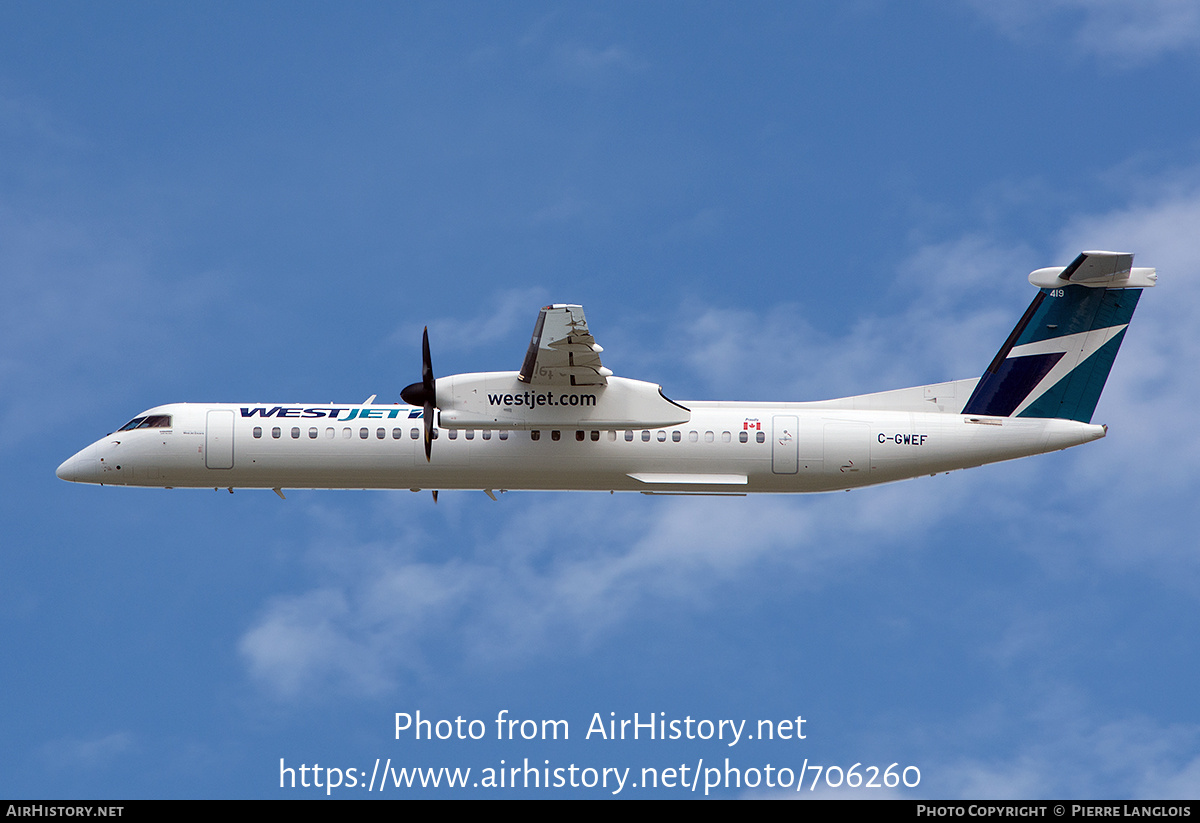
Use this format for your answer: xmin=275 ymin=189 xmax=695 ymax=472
xmin=961 ymin=251 xmax=1155 ymax=423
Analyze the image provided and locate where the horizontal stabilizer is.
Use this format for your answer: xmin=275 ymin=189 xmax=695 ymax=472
xmin=1029 ymin=250 xmax=1157 ymax=289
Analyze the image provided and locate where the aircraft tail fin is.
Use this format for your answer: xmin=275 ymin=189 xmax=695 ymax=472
xmin=960 ymin=251 xmax=1155 ymax=423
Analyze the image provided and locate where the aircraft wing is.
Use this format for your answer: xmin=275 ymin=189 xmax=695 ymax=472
xmin=517 ymin=304 xmax=612 ymax=386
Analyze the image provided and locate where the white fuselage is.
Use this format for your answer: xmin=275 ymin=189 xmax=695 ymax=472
xmin=56 ymin=401 xmax=1105 ymax=494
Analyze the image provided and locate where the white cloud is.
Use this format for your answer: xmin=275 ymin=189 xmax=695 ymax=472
xmin=388 ymin=287 xmax=549 ymax=362
xmin=1048 ymin=189 xmax=1200 ymax=585
xmin=969 ymin=0 xmax=1200 ymax=65
xmin=240 ymin=588 xmax=382 ymax=697
xmin=645 ymin=234 xmax=1033 ymax=402
xmin=554 ymin=44 xmax=646 ymax=79
xmin=473 ymin=14 xmax=644 ymax=83
xmin=38 ymin=732 xmax=135 ymax=771
xmin=940 ymin=702 xmax=1200 ymax=798
xmin=239 ymin=477 xmax=970 ymax=699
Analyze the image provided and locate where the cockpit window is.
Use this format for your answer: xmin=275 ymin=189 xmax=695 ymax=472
xmin=118 ymin=415 xmax=172 ymax=431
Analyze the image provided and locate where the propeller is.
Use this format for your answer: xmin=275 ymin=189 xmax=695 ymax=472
xmin=400 ymin=326 xmax=437 ymax=462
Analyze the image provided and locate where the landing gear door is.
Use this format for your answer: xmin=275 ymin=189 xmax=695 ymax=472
xmin=206 ymin=409 xmax=234 ymax=469
xmin=772 ymin=415 xmax=799 ymax=474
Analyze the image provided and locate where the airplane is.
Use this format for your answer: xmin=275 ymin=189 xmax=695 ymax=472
xmin=56 ymin=251 xmax=1155 ymax=499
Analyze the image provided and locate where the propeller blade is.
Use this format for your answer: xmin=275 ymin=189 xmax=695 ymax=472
xmin=400 ymin=328 xmax=436 ymax=406
xmin=400 ymin=326 xmax=437 ymax=461
xmin=421 ymin=326 xmax=434 ymax=396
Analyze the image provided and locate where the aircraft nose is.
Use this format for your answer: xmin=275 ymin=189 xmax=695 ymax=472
xmin=56 ymin=454 xmax=80 ymax=482
xmin=57 ymin=444 xmax=100 ymax=483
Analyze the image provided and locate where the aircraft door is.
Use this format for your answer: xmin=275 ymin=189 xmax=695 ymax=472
xmin=772 ymin=415 xmax=799 ymax=474
xmin=206 ymin=409 xmax=235 ymax=469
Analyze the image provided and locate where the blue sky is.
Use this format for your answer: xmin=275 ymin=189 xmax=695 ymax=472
xmin=4 ymin=1 xmax=1200 ymax=798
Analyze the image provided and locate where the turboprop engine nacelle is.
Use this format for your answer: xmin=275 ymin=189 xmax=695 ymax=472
xmin=435 ymin=372 xmax=691 ymax=430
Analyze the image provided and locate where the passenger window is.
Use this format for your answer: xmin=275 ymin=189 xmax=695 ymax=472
xmin=465 ymin=430 xmax=474 ymax=440
xmin=739 ymin=431 xmax=748 ymax=443
xmin=325 ymin=428 xmax=334 ymax=439
xmin=689 ymin=431 xmax=698 ymax=443
xmin=576 ymin=431 xmax=585 ymax=442
xmin=499 ymin=431 xmax=509 ymax=441
xmin=410 ymin=428 xmax=419 ymax=439
xmin=641 ymin=430 xmax=651 ymax=442
xmin=756 ymin=431 xmax=765 ymax=443
xmin=591 ymin=430 xmax=600 ymax=442
xmin=551 ymin=430 xmax=561 ymax=441
xmin=448 ymin=430 xmax=457 ymax=440
xmin=625 ymin=431 xmax=634 ymax=442
xmin=607 ymin=431 xmax=616 ymax=441
xmin=359 ymin=428 xmax=368 ymax=439
xmin=531 ymin=430 xmax=540 ymax=441
xmin=292 ymin=427 xmax=300 ymax=439
xmin=671 ymin=431 xmax=681 ymax=442
xmin=309 ymin=427 xmax=318 ymax=439
xmin=253 ymin=427 xmax=262 ymax=439
xmin=657 ymin=431 xmax=667 ymax=442
xmin=377 ymin=428 xmax=385 ymax=439
xmin=722 ymin=431 xmax=731 ymax=443
xmin=272 ymin=427 xmax=281 ymax=439
xmin=482 ymin=431 xmax=492 ymax=441
xmin=704 ymin=431 xmax=714 ymax=443
xmin=343 ymin=428 xmax=352 ymax=439
xmin=392 ymin=428 xmax=402 ymax=439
